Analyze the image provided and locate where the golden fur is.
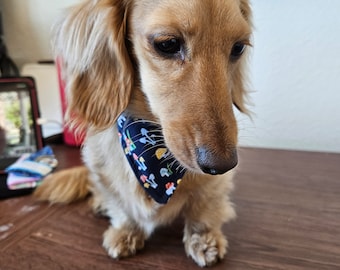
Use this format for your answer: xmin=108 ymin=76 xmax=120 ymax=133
xmin=35 ymin=0 xmax=252 ymax=267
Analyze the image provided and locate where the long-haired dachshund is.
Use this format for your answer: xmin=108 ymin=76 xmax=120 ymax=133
xmin=35 ymin=0 xmax=252 ymax=267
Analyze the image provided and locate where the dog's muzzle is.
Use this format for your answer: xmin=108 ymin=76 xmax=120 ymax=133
xmin=196 ymin=147 xmax=238 ymax=175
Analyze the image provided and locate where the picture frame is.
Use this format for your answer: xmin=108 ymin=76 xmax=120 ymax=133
xmin=0 ymin=77 xmax=43 ymax=198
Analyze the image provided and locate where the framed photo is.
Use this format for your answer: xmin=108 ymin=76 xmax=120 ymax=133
xmin=0 ymin=77 xmax=43 ymax=197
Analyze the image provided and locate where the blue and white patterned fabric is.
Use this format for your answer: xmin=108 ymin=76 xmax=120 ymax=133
xmin=117 ymin=113 xmax=186 ymax=204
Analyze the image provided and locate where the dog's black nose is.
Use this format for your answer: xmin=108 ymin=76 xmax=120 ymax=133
xmin=196 ymin=147 xmax=238 ymax=175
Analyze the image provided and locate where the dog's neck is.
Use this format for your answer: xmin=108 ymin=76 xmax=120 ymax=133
xmin=117 ymin=112 xmax=186 ymax=204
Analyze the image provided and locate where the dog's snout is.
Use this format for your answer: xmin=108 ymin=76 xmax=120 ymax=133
xmin=196 ymin=147 xmax=238 ymax=175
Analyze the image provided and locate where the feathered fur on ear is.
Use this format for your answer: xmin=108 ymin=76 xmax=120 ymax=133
xmin=232 ymin=0 xmax=252 ymax=114
xmin=54 ymin=0 xmax=133 ymax=130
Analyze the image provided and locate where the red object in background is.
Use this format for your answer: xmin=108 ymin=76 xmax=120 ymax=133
xmin=56 ymin=58 xmax=84 ymax=146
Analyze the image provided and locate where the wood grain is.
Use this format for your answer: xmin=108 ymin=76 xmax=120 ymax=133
xmin=1 ymin=146 xmax=339 ymax=269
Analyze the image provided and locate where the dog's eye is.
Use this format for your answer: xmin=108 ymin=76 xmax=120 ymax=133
xmin=230 ymin=42 xmax=246 ymax=60
xmin=154 ymin=38 xmax=182 ymax=57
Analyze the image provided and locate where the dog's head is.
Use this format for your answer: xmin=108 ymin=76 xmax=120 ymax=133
xmin=55 ymin=0 xmax=252 ymax=175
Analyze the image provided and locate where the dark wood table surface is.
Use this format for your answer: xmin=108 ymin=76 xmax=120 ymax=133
xmin=1 ymin=145 xmax=339 ymax=270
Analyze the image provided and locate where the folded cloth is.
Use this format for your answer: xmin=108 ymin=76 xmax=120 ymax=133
xmin=6 ymin=173 xmax=42 ymax=190
xmin=5 ymin=146 xmax=58 ymax=190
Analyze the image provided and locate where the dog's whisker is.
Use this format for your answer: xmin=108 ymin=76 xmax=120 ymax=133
xmin=128 ymin=134 xmax=164 ymax=143
xmin=160 ymin=154 xmax=176 ymax=165
xmin=168 ymin=159 xmax=178 ymax=168
xmin=176 ymin=165 xmax=185 ymax=174
xmin=124 ymin=120 xmax=162 ymax=130
xmin=137 ymin=144 xmax=167 ymax=158
xmin=179 ymin=167 xmax=187 ymax=174
xmin=128 ymin=135 xmax=165 ymax=144
xmin=126 ymin=129 xmax=164 ymax=141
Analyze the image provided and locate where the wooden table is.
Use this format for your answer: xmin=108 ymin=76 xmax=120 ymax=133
xmin=1 ymin=145 xmax=339 ymax=269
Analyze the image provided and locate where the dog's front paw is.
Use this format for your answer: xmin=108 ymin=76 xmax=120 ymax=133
xmin=103 ymin=226 xmax=145 ymax=259
xmin=184 ymin=231 xmax=228 ymax=267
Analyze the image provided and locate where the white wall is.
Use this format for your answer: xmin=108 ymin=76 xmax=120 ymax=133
xmin=0 ymin=0 xmax=82 ymax=66
xmin=237 ymin=0 xmax=340 ymax=153
xmin=1 ymin=0 xmax=340 ymax=153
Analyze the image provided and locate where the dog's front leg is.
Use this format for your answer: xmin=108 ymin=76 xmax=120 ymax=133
xmin=96 ymin=195 xmax=149 ymax=259
xmin=182 ymin=175 xmax=236 ymax=267
xmin=103 ymin=223 xmax=147 ymax=259
xmin=183 ymin=223 xmax=228 ymax=267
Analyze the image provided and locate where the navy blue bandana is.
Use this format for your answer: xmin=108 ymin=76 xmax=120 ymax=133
xmin=117 ymin=113 xmax=186 ymax=204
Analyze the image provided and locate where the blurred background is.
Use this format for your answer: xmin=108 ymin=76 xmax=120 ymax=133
xmin=1 ymin=0 xmax=339 ymax=152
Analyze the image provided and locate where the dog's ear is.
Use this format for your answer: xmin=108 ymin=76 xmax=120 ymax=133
xmin=232 ymin=0 xmax=252 ymax=114
xmin=239 ymin=0 xmax=252 ymax=21
xmin=54 ymin=0 xmax=133 ymax=129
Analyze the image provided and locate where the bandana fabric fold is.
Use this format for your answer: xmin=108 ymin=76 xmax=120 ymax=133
xmin=117 ymin=113 xmax=186 ymax=204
